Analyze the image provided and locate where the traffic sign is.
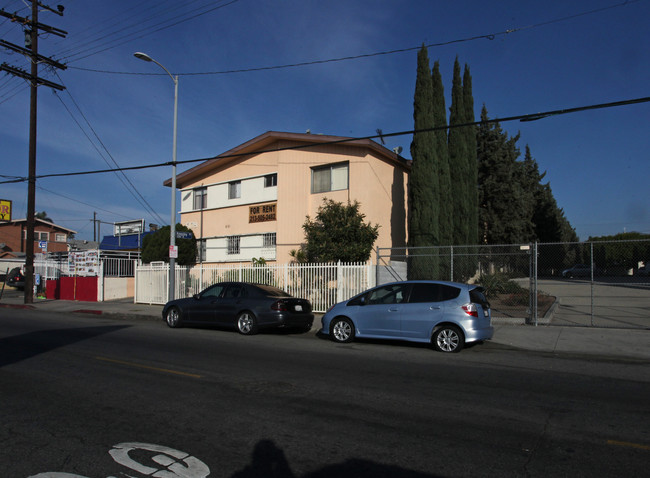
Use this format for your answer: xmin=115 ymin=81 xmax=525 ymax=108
xmin=169 ymin=245 xmax=178 ymax=259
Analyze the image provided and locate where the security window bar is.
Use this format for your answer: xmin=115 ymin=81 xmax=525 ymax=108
xmin=227 ymin=235 xmax=241 ymax=255
xmin=311 ymin=162 xmax=349 ymax=193
xmin=228 ymin=181 xmax=241 ymax=199
xmin=263 ymin=232 xmax=276 ymax=247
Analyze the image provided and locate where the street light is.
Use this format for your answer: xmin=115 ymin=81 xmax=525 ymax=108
xmin=134 ymin=51 xmax=178 ymax=301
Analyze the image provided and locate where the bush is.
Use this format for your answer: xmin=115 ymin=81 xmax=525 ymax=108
xmin=478 ymin=272 xmax=525 ymax=298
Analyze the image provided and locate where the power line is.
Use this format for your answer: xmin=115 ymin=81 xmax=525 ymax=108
xmin=51 ymin=72 xmax=167 ymax=225
xmin=68 ymin=0 xmax=642 ymax=77
xmin=1 ymin=95 xmax=648 ymax=185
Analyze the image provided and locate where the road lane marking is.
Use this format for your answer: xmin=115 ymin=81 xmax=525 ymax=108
xmin=607 ymin=440 xmax=650 ymax=451
xmin=95 ymin=356 xmax=202 ymax=379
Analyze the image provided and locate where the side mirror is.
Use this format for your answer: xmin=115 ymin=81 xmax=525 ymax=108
xmin=193 ymin=293 xmax=200 ymax=300
xmin=359 ymin=296 xmax=367 ymax=306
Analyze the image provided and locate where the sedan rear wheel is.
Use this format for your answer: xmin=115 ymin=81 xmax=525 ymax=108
xmin=330 ymin=317 xmax=354 ymax=343
xmin=165 ymin=306 xmax=182 ymax=328
xmin=236 ymin=311 xmax=258 ymax=335
xmin=433 ymin=325 xmax=463 ymax=353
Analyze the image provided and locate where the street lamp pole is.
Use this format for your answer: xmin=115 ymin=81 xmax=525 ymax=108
xmin=134 ymin=52 xmax=178 ymax=301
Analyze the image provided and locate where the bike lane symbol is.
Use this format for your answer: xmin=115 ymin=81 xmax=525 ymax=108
xmin=28 ymin=442 xmax=211 ymax=478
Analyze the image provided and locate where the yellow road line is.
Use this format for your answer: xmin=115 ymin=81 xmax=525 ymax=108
xmin=607 ymin=440 xmax=650 ymax=451
xmin=95 ymin=356 xmax=202 ymax=379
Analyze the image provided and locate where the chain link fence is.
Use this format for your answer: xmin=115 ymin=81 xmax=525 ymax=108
xmin=376 ymin=239 xmax=650 ymax=328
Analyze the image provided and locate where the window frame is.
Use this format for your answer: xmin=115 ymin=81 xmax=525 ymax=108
xmin=264 ymin=174 xmax=277 ymax=188
xmin=193 ymin=187 xmax=207 ymax=210
xmin=311 ymin=162 xmax=349 ymax=194
xmin=228 ymin=181 xmax=241 ymax=200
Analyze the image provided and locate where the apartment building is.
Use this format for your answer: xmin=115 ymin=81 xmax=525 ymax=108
xmin=167 ymin=131 xmax=410 ymax=264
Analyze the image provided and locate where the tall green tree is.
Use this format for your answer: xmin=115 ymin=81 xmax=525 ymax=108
xmin=141 ymin=224 xmax=197 ymax=266
xmin=477 ymin=106 xmax=529 ymax=244
xmin=408 ymin=46 xmax=440 ymax=278
xmin=302 ymin=199 xmax=379 ymax=263
xmin=448 ymin=57 xmax=469 ymax=245
xmin=462 ymin=64 xmax=478 ymax=245
xmin=431 ymin=60 xmax=452 ymax=247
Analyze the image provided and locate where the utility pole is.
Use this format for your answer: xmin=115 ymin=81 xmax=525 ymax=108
xmin=0 ymin=1 xmax=66 ymax=303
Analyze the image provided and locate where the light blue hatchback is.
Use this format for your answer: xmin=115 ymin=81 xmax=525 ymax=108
xmin=320 ymin=280 xmax=493 ymax=353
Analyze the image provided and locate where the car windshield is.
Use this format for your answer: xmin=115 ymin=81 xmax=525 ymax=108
xmin=253 ymin=284 xmax=292 ymax=297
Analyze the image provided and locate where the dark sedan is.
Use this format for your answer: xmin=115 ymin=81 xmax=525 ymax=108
xmin=5 ymin=267 xmax=25 ymax=290
xmin=162 ymin=282 xmax=314 ymax=335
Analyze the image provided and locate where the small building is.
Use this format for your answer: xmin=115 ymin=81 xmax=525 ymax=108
xmin=0 ymin=218 xmax=76 ymax=257
xmin=165 ymin=131 xmax=409 ymax=264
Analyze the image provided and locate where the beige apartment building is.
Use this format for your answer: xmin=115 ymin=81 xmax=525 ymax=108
xmin=167 ymin=131 xmax=410 ymax=264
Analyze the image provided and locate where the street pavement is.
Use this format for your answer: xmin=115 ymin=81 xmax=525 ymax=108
xmin=1 ymin=291 xmax=649 ymax=361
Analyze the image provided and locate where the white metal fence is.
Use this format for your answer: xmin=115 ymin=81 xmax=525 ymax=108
xmin=134 ymin=261 xmax=376 ymax=313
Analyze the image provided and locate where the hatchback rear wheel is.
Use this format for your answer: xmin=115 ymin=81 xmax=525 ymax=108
xmin=433 ymin=325 xmax=463 ymax=353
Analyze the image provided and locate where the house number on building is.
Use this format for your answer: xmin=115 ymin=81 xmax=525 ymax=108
xmin=249 ymin=203 xmax=277 ymax=223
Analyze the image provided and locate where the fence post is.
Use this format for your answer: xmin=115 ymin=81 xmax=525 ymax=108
xmin=450 ymin=246 xmax=454 ymax=281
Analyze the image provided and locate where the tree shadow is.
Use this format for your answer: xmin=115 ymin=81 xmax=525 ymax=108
xmin=0 ymin=325 xmax=130 ymax=367
xmin=232 ymin=439 xmax=441 ymax=478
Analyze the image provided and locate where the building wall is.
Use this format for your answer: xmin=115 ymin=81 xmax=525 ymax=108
xmin=178 ymin=138 xmax=408 ymax=264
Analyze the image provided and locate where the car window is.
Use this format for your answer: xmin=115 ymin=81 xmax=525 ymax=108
xmin=223 ymin=285 xmax=246 ymax=299
xmin=253 ymin=284 xmax=291 ymax=297
xmin=202 ymin=284 xmax=226 ymax=298
xmin=469 ymin=287 xmax=490 ymax=308
xmin=408 ymin=283 xmax=461 ymax=303
xmin=367 ymin=284 xmax=410 ymax=305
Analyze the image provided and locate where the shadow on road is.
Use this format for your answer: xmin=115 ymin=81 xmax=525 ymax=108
xmin=0 ymin=325 xmax=130 ymax=367
xmin=232 ymin=439 xmax=440 ymax=478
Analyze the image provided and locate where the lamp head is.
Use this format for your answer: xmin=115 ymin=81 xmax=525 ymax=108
xmin=134 ymin=52 xmax=153 ymax=62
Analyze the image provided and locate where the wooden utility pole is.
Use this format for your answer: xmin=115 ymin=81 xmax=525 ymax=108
xmin=0 ymin=1 xmax=66 ymax=302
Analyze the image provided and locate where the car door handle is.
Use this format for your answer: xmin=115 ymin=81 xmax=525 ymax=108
xmin=430 ymin=306 xmax=442 ymax=310
xmin=388 ymin=307 xmax=399 ymax=312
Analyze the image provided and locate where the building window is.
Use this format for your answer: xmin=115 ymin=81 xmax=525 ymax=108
xmin=263 ymin=232 xmax=276 ymax=248
xmin=264 ymin=174 xmax=277 ymax=188
xmin=227 ymin=235 xmax=241 ymax=255
xmin=197 ymin=239 xmax=207 ymax=262
xmin=55 ymin=233 xmax=66 ymax=242
xmin=228 ymin=181 xmax=241 ymax=199
xmin=311 ymin=162 xmax=349 ymax=193
xmin=193 ymin=187 xmax=207 ymax=210
xmin=36 ymin=232 xmax=49 ymax=241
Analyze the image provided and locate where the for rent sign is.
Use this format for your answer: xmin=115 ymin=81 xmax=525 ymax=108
xmin=249 ymin=203 xmax=277 ymax=223
xmin=0 ymin=199 xmax=11 ymax=222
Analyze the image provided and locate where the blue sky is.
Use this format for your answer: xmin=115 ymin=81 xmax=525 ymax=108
xmin=1 ymin=0 xmax=648 ymax=242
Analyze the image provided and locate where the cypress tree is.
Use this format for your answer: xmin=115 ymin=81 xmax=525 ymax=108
xmin=408 ymin=46 xmax=439 ymax=279
xmin=462 ymin=64 xmax=478 ymax=245
xmin=448 ymin=57 xmax=469 ymax=245
xmin=432 ymin=61 xmax=452 ymax=247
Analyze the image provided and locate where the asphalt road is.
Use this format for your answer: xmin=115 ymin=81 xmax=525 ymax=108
xmin=1 ymin=310 xmax=649 ymax=477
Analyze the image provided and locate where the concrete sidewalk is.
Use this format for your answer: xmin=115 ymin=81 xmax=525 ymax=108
xmin=1 ymin=294 xmax=649 ymax=361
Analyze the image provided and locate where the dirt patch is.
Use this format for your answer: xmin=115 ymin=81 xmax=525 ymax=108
xmin=489 ymin=292 xmax=555 ymax=318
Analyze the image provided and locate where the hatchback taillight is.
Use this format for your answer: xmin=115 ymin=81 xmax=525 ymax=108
xmin=271 ymin=300 xmax=288 ymax=311
xmin=462 ymin=303 xmax=479 ymax=317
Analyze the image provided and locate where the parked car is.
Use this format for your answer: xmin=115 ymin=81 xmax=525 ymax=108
xmin=636 ymin=266 xmax=649 ymax=276
xmin=5 ymin=267 xmax=25 ymax=290
xmin=561 ymin=264 xmax=593 ymax=278
xmin=162 ymin=282 xmax=314 ymax=334
xmin=320 ymin=280 xmax=493 ymax=353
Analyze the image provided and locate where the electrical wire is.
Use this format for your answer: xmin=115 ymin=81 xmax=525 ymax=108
xmin=52 ymin=72 xmax=167 ymax=226
xmin=1 ymin=95 xmax=648 ymax=185
xmin=68 ymin=0 xmax=642 ymax=77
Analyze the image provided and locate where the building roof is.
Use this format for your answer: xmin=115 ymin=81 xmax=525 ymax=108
xmin=164 ymin=131 xmax=409 ymax=188
xmin=3 ymin=218 xmax=77 ymax=234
